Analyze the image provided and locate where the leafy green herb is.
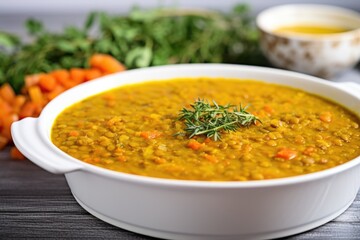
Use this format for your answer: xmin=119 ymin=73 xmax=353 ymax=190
xmin=176 ymin=99 xmax=260 ymax=141
xmin=0 ymin=32 xmax=20 ymax=49
xmin=0 ymin=4 xmax=268 ymax=93
xmin=26 ymin=19 xmax=44 ymax=36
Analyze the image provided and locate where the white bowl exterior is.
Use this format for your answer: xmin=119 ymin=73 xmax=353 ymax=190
xmin=65 ymin=166 xmax=360 ymax=239
xmin=12 ymin=64 xmax=360 ymax=239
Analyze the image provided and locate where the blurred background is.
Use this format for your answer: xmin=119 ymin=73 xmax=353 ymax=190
xmin=0 ymin=0 xmax=359 ymax=83
xmin=1 ymin=0 xmax=360 ymax=38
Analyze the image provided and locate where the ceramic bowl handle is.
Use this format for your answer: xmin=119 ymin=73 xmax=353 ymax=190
xmin=11 ymin=118 xmax=83 ymax=174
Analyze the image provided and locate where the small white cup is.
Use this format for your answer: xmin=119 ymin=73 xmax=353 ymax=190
xmin=257 ymin=4 xmax=360 ymax=79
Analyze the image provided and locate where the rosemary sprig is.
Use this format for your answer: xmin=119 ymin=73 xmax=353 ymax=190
xmin=176 ymin=99 xmax=260 ymax=141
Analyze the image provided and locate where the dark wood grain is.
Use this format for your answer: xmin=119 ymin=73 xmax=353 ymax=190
xmin=1 ymin=148 xmax=359 ymax=239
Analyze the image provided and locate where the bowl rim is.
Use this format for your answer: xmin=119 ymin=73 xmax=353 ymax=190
xmin=40 ymin=63 xmax=360 ymax=189
xmin=256 ymin=3 xmax=360 ymax=41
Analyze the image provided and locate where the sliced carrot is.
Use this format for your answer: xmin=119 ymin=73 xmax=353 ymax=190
xmin=10 ymin=147 xmax=26 ymax=160
xmin=0 ymin=83 xmax=16 ymax=103
xmin=117 ymin=155 xmax=127 ymax=162
xmin=0 ymin=136 xmax=9 ymax=150
xmin=38 ymin=74 xmax=57 ymax=92
xmin=89 ymin=54 xmax=126 ymax=73
xmin=140 ymin=131 xmax=162 ymax=139
xmin=187 ymin=139 xmax=204 ymax=150
xmin=263 ymin=105 xmax=274 ymax=114
xmin=319 ymin=112 xmax=332 ymax=123
xmin=68 ymin=130 xmax=79 ymax=137
xmin=153 ymin=157 xmax=166 ymax=164
xmin=102 ymin=93 xmax=116 ymax=101
xmin=84 ymin=68 xmax=102 ymax=81
xmin=19 ymin=102 xmax=36 ymax=119
xmin=275 ymin=148 xmax=297 ymax=160
xmin=303 ymin=147 xmax=316 ymax=156
xmin=204 ymin=154 xmax=218 ymax=163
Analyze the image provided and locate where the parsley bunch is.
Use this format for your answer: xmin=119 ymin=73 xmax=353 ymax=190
xmin=0 ymin=4 xmax=267 ymax=93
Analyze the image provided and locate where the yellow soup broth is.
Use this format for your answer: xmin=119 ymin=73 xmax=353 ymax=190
xmin=274 ymin=25 xmax=350 ymax=35
xmin=51 ymin=78 xmax=360 ymax=181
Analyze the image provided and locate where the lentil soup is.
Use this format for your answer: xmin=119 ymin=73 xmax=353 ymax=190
xmin=51 ymin=78 xmax=360 ymax=181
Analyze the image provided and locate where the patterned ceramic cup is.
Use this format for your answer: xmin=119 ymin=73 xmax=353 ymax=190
xmin=257 ymin=4 xmax=360 ymax=79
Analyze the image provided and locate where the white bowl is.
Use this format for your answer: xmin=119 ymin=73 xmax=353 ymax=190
xmin=11 ymin=64 xmax=360 ymax=240
xmin=257 ymin=4 xmax=360 ymax=79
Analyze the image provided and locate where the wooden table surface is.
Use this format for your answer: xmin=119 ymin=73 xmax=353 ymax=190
xmin=1 ymin=147 xmax=360 ymax=239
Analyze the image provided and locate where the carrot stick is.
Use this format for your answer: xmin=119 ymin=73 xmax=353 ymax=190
xmin=51 ymin=69 xmax=70 ymax=83
xmin=0 ymin=54 xmax=127 ymax=154
xmin=0 ymin=136 xmax=9 ymax=150
xmin=70 ymin=68 xmax=86 ymax=84
xmin=0 ymin=83 xmax=16 ymax=103
xmin=45 ymin=85 xmax=65 ymax=101
xmin=19 ymin=102 xmax=36 ymax=119
xmin=52 ymin=72 xmax=71 ymax=88
xmin=0 ymin=113 xmax=18 ymax=139
xmin=61 ymin=79 xmax=77 ymax=89
xmin=0 ymin=98 xmax=12 ymax=116
xmin=10 ymin=147 xmax=26 ymax=160
xmin=89 ymin=54 xmax=126 ymax=73
xmin=24 ymin=74 xmax=42 ymax=89
xmin=84 ymin=68 xmax=102 ymax=81
xmin=13 ymin=95 xmax=27 ymax=113
xmin=28 ymin=85 xmax=44 ymax=107
xmin=38 ymin=74 xmax=57 ymax=92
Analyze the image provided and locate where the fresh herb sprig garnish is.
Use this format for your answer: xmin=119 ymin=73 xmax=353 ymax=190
xmin=176 ymin=99 xmax=260 ymax=141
